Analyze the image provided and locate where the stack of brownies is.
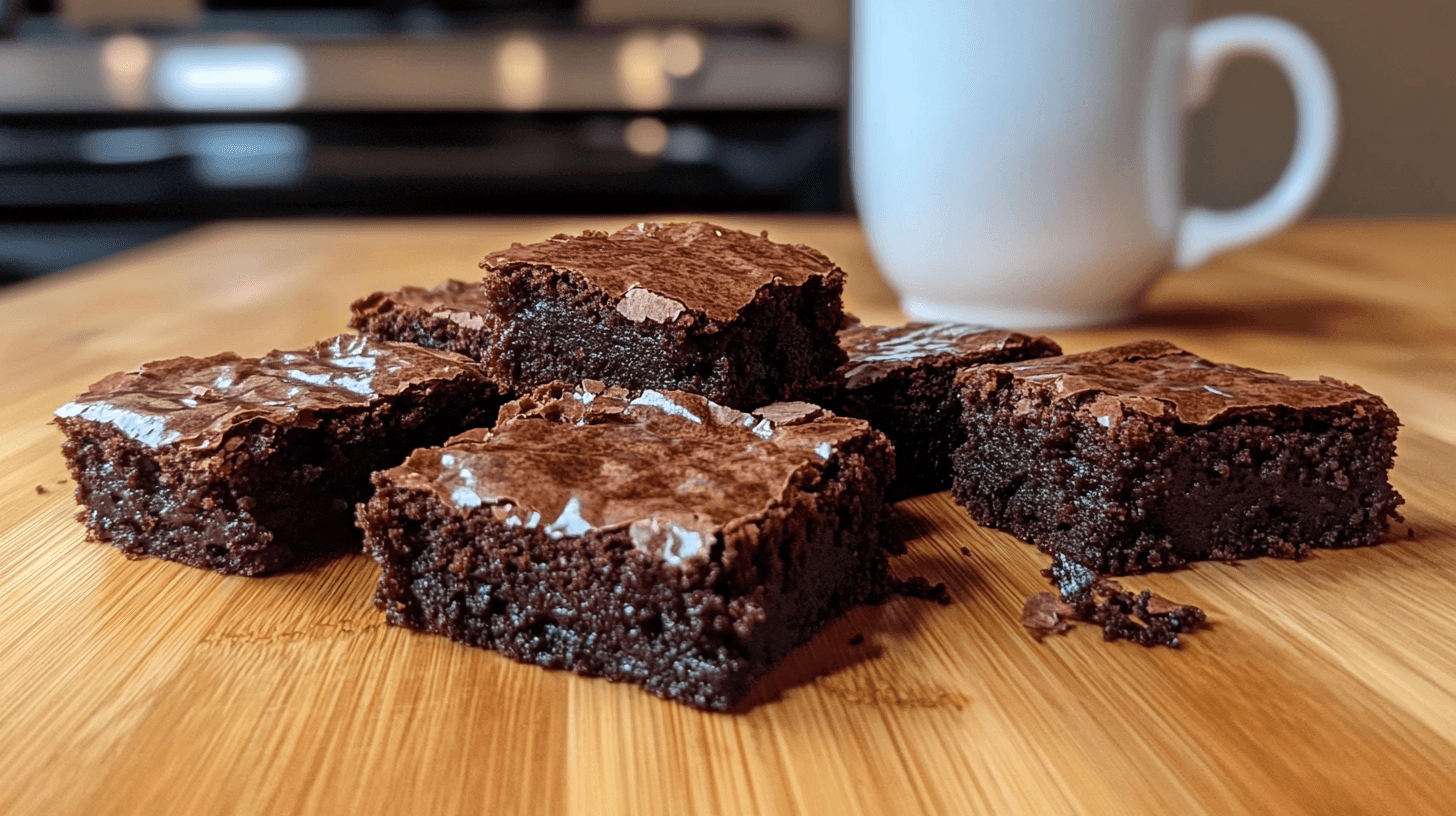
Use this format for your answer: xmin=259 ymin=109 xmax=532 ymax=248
xmin=55 ymin=221 xmax=1404 ymax=711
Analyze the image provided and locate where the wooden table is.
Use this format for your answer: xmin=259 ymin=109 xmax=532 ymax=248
xmin=2 ymin=217 xmax=1454 ymax=816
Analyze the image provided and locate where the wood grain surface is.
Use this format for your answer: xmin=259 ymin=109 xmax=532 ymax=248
xmin=2 ymin=216 xmax=1454 ymax=816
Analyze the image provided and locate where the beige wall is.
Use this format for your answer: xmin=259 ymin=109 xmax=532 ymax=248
xmin=592 ymin=0 xmax=1456 ymax=216
xmin=1189 ymin=0 xmax=1456 ymax=216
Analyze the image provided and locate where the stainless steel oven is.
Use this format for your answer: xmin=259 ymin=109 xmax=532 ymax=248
xmin=0 ymin=0 xmax=847 ymax=282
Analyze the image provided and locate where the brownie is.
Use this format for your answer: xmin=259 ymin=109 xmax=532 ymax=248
xmin=951 ymin=340 xmax=1404 ymax=575
xmin=826 ymin=322 xmax=1061 ymax=498
xmin=349 ymin=279 xmax=494 ymax=363
xmin=55 ymin=334 xmax=504 ymax=576
xmin=474 ymin=221 xmax=848 ymax=409
xmin=358 ymin=381 xmax=898 ymax=711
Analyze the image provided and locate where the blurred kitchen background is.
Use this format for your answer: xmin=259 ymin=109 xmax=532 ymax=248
xmin=2 ymin=0 xmax=1454 ymax=284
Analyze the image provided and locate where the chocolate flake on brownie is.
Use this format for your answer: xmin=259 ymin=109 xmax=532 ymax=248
xmin=474 ymin=222 xmax=849 ymax=409
xmin=826 ymin=322 xmax=1061 ymax=498
xmin=358 ymin=381 xmax=899 ymax=711
xmin=952 ymin=339 xmax=1404 ymax=577
xmin=350 ymin=279 xmax=495 ymax=363
xmin=1021 ymin=592 xmax=1076 ymax=639
xmin=56 ymin=334 xmax=503 ymax=576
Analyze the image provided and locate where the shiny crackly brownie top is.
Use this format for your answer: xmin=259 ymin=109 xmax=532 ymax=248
xmin=478 ymin=221 xmax=843 ymax=324
xmin=838 ymin=322 xmax=1062 ymax=389
xmin=349 ymin=279 xmax=493 ymax=331
xmin=55 ymin=334 xmax=487 ymax=450
xmin=972 ymin=339 xmax=1390 ymax=426
xmin=379 ymin=382 xmax=875 ymax=564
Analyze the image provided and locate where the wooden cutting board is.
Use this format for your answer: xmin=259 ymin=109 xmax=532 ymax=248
xmin=3 ymin=217 xmax=1454 ymax=816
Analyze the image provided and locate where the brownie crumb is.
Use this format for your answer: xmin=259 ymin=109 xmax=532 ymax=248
xmin=848 ymin=633 xmax=865 ymax=646
xmin=1021 ymin=592 xmax=1076 ymax=639
xmin=1409 ymin=526 xmax=1417 ymax=540
xmin=1042 ymin=554 xmax=1206 ymax=648
xmin=891 ymin=576 xmax=951 ymax=605
xmin=35 ymin=485 xmax=47 ymax=494
xmin=1143 ymin=593 xmax=1186 ymax=616
xmin=959 ymin=546 xmax=971 ymax=557
xmin=1045 ymin=553 xmax=1097 ymax=598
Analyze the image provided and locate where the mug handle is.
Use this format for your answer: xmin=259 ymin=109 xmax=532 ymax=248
xmin=1176 ymin=14 xmax=1339 ymax=270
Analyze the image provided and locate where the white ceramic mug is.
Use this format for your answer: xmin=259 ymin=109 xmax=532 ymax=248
xmin=851 ymin=0 xmax=1339 ymax=328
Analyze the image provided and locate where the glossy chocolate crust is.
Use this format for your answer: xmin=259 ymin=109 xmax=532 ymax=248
xmin=349 ymin=280 xmax=494 ymax=363
xmin=480 ymin=221 xmax=839 ymax=323
xmin=826 ymin=323 xmax=1061 ymax=498
xmin=56 ymin=334 xmax=490 ymax=450
xmin=475 ymin=222 xmax=848 ymax=408
xmin=392 ymin=384 xmax=871 ymax=535
xmin=836 ymin=322 xmax=1061 ymax=391
xmin=360 ymin=382 xmax=898 ymax=711
xmin=951 ymin=340 xmax=1404 ymax=575
xmin=990 ymin=339 xmax=1381 ymax=426
xmin=56 ymin=335 xmax=503 ymax=575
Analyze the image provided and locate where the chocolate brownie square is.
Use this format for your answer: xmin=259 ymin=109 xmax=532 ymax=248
xmin=349 ymin=279 xmax=493 ymax=363
xmin=951 ymin=340 xmax=1403 ymax=575
xmin=358 ymin=382 xmax=897 ymax=711
xmin=56 ymin=335 xmax=503 ymax=576
xmin=475 ymin=222 xmax=848 ymax=409
xmin=827 ymin=322 xmax=1061 ymax=498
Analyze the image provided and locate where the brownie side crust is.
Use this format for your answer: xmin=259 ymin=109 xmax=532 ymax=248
xmin=951 ymin=340 xmax=1404 ymax=575
xmin=359 ymin=383 xmax=897 ymax=710
xmin=828 ymin=322 xmax=1061 ymax=498
xmin=476 ymin=222 xmax=848 ymax=409
xmin=349 ymin=279 xmax=495 ymax=363
xmin=56 ymin=335 xmax=504 ymax=576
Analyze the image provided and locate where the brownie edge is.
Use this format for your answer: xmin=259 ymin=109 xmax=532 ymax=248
xmin=349 ymin=279 xmax=495 ymax=363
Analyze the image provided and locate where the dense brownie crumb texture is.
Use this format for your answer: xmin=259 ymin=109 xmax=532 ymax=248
xmin=359 ymin=381 xmax=900 ymax=710
xmin=475 ymin=221 xmax=849 ymax=409
xmin=55 ymin=334 xmax=502 ymax=576
xmin=827 ymin=321 xmax=1061 ymax=498
xmin=350 ymin=279 xmax=495 ymax=363
xmin=953 ymin=339 xmax=1403 ymax=643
